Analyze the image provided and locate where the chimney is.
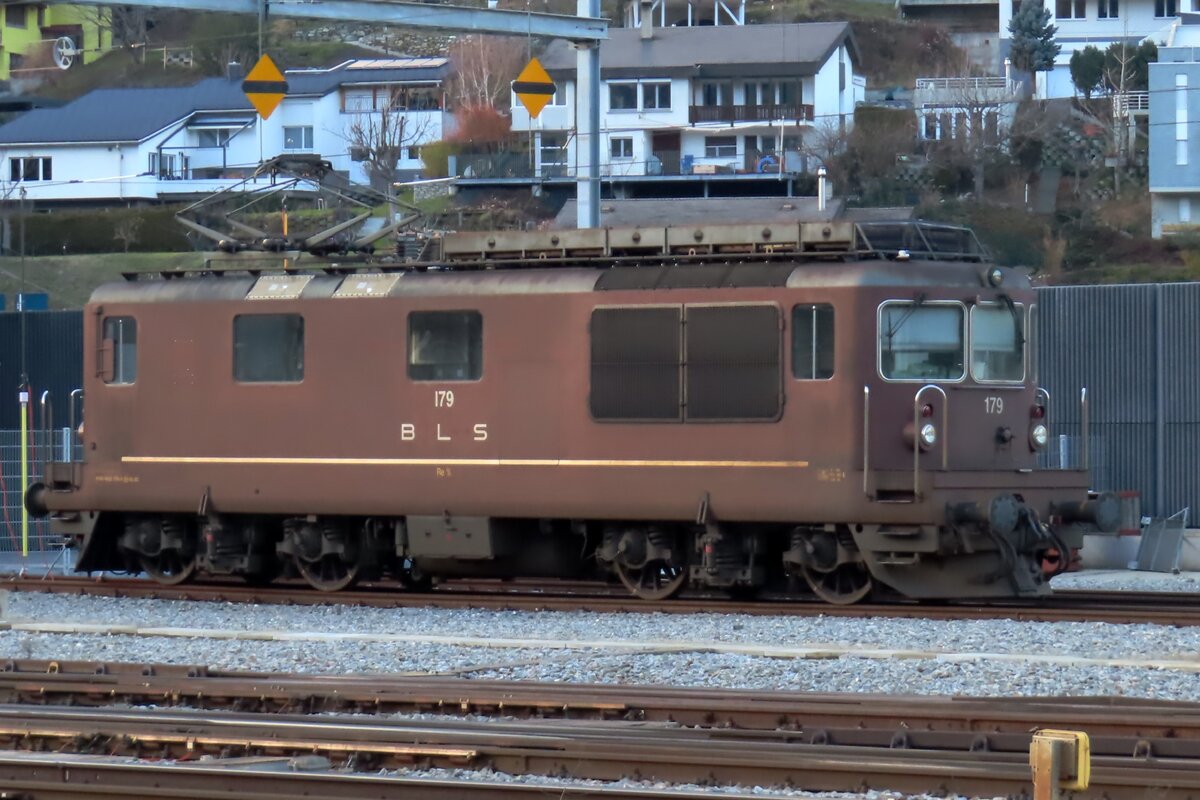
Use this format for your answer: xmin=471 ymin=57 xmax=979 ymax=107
xmin=640 ymin=0 xmax=653 ymax=39
xmin=817 ymin=167 xmax=827 ymax=211
xmin=226 ymin=61 xmax=244 ymax=81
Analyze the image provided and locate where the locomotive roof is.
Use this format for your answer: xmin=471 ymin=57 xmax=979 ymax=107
xmin=90 ymin=259 xmax=1021 ymax=305
xmin=93 ymin=220 xmax=1007 ymax=304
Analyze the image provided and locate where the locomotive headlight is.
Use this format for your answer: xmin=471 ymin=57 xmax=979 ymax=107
xmin=1030 ymin=423 xmax=1049 ymax=450
xmin=920 ymin=423 xmax=938 ymax=447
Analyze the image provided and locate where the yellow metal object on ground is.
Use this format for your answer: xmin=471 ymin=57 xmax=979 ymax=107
xmin=1030 ymin=729 xmax=1090 ymax=800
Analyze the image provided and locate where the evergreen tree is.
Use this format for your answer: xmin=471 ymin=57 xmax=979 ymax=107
xmin=1070 ymin=46 xmax=1105 ymax=98
xmin=1008 ymin=1 xmax=1060 ymax=74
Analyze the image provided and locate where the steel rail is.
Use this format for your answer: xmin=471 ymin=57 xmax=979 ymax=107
xmin=2 ymin=703 xmax=1200 ymax=799
xmin=6 ymin=574 xmax=1200 ymax=626
xmin=4 ymin=661 xmax=1200 ymax=759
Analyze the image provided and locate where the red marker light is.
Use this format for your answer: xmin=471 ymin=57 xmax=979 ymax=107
xmin=1031 ymin=405 xmax=1046 ymax=419
xmin=921 ymin=404 xmax=934 ymax=418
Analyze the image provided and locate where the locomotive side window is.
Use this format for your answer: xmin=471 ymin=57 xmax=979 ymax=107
xmin=102 ymin=316 xmax=137 ymax=385
xmin=792 ymin=304 xmax=835 ymax=380
xmin=878 ymin=302 xmax=965 ymax=381
xmin=970 ymin=303 xmax=1025 ymax=383
xmin=686 ymin=304 xmax=781 ymax=420
xmin=408 ymin=311 xmax=482 ymax=381
xmin=590 ymin=306 xmax=682 ymax=420
xmin=233 ymin=314 xmax=305 ymax=383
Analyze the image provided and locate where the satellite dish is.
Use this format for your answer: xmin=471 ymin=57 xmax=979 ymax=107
xmin=53 ymin=36 xmax=79 ymax=70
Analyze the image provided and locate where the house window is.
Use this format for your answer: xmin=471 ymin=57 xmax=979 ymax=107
xmin=408 ymin=311 xmax=483 ymax=381
xmin=389 ymin=86 xmax=441 ymax=110
xmin=234 ymin=314 xmax=305 ymax=383
xmin=1156 ymin=0 xmax=1177 ymax=16
xmin=609 ymin=83 xmax=637 ymax=110
xmin=283 ymin=126 xmax=314 ymax=150
xmin=610 ymin=137 xmax=634 ymax=159
xmin=149 ymin=152 xmax=186 ymax=179
xmin=1098 ymin=0 xmax=1118 ymax=17
xmin=197 ymin=129 xmax=233 ymax=148
xmin=8 ymin=53 xmax=23 ymax=73
xmin=704 ymin=135 xmax=737 ymax=158
xmin=1177 ymin=74 xmax=1188 ymax=166
xmin=540 ymin=132 xmax=567 ymax=177
xmin=9 ymin=157 xmax=50 ymax=182
xmin=1181 ymin=197 xmax=1192 ymax=223
xmin=406 ymin=146 xmax=420 ymax=160
xmin=344 ymin=92 xmax=373 ymax=112
xmin=642 ymin=81 xmax=671 ymax=110
xmin=548 ymin=89 xmax=566 ymax=106
xmin=102 ymin=317 xmax=137 ymax=385
xmin=4 ymin=4 xmax=27 ymax=28
xmin=1056 ymin=0 xmax=1085 ymax=18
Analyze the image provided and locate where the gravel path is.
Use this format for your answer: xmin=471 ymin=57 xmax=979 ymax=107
xmin=0 ymin=591 xmax=1197 ymax=700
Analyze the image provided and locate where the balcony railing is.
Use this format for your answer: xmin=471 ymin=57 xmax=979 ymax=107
xmin=1113 ymin=90 xmax=1150 ymax=117
xmin=916 ymin=76 xmax=1013 ymax=91
xmin=689 ymin=104 xmax=814 ymax=124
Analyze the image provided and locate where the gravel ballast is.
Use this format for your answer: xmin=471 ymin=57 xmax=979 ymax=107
xmin=0 ymin=590 xmax=1198 ymax=700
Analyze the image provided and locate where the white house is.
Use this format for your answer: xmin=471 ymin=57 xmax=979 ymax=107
xmin=0 ymin=58 xmax=450 ymax=204
xmin=509 ymin=21 xmax=865 ymax=179
xmin=1001 ymin=0 xmax=1185 ymax=97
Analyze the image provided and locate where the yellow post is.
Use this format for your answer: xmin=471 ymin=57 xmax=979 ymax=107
xmin=18 ymin=387 xmax=29 ymax=557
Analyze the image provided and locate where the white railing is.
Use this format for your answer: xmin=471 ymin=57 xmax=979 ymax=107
xmin=1113 ymin=90 xmax=1150 ymax=116
xmin=916 ymin=76 xmax=1014 ymax=92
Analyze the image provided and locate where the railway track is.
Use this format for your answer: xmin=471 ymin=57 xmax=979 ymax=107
xmin=0 ymin=664 xmax=1198 ymax=798
xmin=4 ymin=573 xmax=1200 ymax=625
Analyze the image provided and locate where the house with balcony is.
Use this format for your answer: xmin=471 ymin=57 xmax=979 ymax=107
xmin=1148 ymin=12 xmax=1200 ymax=235
xmin=509 ymin=21 xmax=864 ymax=181
xmin=0 ymin=58 xmax=450 ymax=205
xmin=1000 ymin=0 xmax=1185 ymax=98
xmin=914 ymin=75 xmax=1021 ymax=141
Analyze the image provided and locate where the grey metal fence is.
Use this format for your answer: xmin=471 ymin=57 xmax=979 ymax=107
xmin=0 ymin=429 xmax=57 ymax=552
xmin=1036 ymin=282 xmax=1200 ymax=518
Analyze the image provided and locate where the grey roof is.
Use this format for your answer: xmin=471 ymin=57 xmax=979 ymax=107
xmin=540 ymin=22 xmax=859 ymax=80
xmin=0 ymin=59 xmax=449 ymax=146
xmin=552 ymin=197 xmax=915 ymax=228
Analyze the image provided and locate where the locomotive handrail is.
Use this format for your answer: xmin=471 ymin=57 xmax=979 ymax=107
xmin=913 ymin=384 xmax=949 ymax=500
xmin=862 ymin=386 xmax=871 ymax=498
xmin=1080 ymin=387 xmax=1089 ymax=471
xmin=39 ymin=390 xmax=52 ymax=472
xmin=69 ymin=389 xmax=84 ymax=464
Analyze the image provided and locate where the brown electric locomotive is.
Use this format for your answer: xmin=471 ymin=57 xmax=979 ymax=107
xmin=26 ymin=220 xmax=1118 ymax=604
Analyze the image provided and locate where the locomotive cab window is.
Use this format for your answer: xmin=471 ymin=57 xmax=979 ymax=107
xmin=234 ymin=314 xmax=305 ymax=383
xmin=792 ymin=304 xmax=834 ymax=380
xmin=971 ymin=302 xmax=1025 ymax=383
xmin=102 ymin=316 xmax=137 ymax=385
xmin=408 ymin=311 xmax=482 ymax=381
xmin=879 ymin=302 xmax=964 ymax=381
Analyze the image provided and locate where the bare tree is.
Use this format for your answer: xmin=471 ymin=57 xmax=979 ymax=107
xmin=113 ymin=217 xmax=142 ymax=253
xmin=447 ymin=35 xmax=527 ymax=111
xmin=80 ymin=6 xmax=152 ymax=63
xmin=343 ymin=108 xmax=431 ymax=218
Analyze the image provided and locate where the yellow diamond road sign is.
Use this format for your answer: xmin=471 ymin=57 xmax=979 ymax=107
xmin=513 ymin=57 xmax=556 ymax=119
xmin=242 ymin=54 xmax=289 ymax=120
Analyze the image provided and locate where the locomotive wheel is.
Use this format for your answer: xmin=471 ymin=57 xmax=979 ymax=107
xmin=801 ymin=563 xmax=873 ymax=605
xmin=295 ymin=554 xmax=361 ymax=592
xmin=615 ymin=561 xmax=686 ymax=601
xmin=139 ymin=552 xmax=198 ymax=586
